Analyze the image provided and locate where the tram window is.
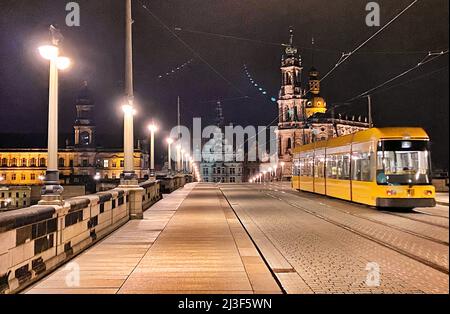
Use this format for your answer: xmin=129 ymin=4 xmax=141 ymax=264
xmin=336 ymin=154 xmax=351 ymax=180
xmin=300 ymin=156 xmax=313 ymax=176
xmin=326 ymin=155 xmax=338 ymax=179
xmin=314 ymin=155 xmax=325 ymax=178
xmin=352 ymin=152 xmax=373 ymax=182
xmin=293 ymin=159 xmax=301 ymax=176
xmin=377 ymin=140 xmax=431 ymax=185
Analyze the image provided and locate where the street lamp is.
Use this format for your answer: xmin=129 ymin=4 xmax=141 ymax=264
xmin=176 ymin=145 xmax=182 ymax=174
xmin=148 ymin=123 xmax=158 ymax=179
xmin=185 ymin=154 xmax=191 ymax=173
xmin=280 ymin=162 xmax=285 ymax=181
xmin=38 ymin=26 xmax=71 ymax=205
xmin=166 ymin=138 xmax=174 ymax=175
xmin=273 ymin=165 xmax=278 ymax=181
xmin=181 ymin=149 xmax=185 ymax=174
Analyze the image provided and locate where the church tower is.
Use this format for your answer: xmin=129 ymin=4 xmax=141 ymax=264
xmin=277 ymin=28 xmax=308 ymax=177
xmin=74 ymin=81 xmax=96 ymax=148
xmin=305 ymin=67 xmax=327 ymax=118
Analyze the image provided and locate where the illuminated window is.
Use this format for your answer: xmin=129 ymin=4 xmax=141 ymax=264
xmin=80 ymin=131 xmax=90 ymax=145
xmin=103 ymin=160 xmax=109 ymax=168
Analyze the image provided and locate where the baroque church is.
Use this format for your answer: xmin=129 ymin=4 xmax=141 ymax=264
xmin=277 ymin=30 xmax=369 ymax=177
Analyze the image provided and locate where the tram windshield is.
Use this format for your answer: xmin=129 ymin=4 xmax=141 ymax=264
xmin=377 ymin=140 xmax=431 ymax=185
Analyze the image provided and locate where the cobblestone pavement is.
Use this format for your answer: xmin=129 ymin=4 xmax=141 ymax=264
xmin=264 ymin=182 xmax=449 ymax=269
xmin=220 ymin=184 xmax=449 ymax=294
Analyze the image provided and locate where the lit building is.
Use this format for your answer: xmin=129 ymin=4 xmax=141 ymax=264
xmin=277 ymin=29 xmax=369 ymax=178
xmin=200 ymin=102 xmax=244 ymax=183
xmin=0 ymin=82 xmax=149 ymax=189
xmin=0 ymin=186 xmax=31 ymax=210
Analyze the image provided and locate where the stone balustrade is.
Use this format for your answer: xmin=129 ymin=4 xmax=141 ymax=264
xmin=0 ymin=178 xmax=169 ymax=294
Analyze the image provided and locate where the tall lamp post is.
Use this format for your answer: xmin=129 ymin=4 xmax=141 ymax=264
xmin=181 ymin=149 xmax=185 ymax=174
xmin=38 ymin=26 xmax=71 ymax=205
xmin=185 ymin=154 xmax=191 ymax=173
xmin=280 ymin=162 xmax=285 ymax=181
xmin=273 ymin=165 xmax=278 ymax=182
xmin=167 ymin=138 xmax=174 ymax=175
xmin=121 ymin=0 xmax=137 ymax=184
xmin=148 ymin=123 xmax=158 ymax=179
xmin=176 ymin=145 xmax=182 ymax=174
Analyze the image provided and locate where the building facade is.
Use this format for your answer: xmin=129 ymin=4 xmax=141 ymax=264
xmin=0 ymin=186 xmax=31 ymax=210
xmin=200 ymin=102 xmax=244 ymax=183
xmin=277 ymin=30 xmax=369 ymax=178
xmin=0 ymin=83 xmax=149 ymax=188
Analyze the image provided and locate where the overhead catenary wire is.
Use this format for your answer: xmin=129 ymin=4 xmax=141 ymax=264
xmin=330 ymin=65 xmax=449 ymax=116
xmin=138 ymin=0 xmax=247 ymax=96
xmin=174 ymin=26 xmax=439 ymax=56
xmin=345 ymin=50 xmax=449 ymax=102
xmin=317 ymin=0 xmax=420 ymax=84
xmin=369 ymin=66 xmax=448 ymax=97
xmin=237 ymin=0 xmax=422 ymax=152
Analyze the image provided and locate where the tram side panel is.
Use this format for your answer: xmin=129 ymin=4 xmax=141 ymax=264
xmin=325 ymin=144 xmax=352 ymax=201
xmin=298 ymin=151 xmax=314 ymax=192
xmin=350 ymin=141 xmax=378 ymax=206
xmin=292 ymin=156 xmax=301 ymax=190
xmin=313 ymin=148 xmax=326 ymax=195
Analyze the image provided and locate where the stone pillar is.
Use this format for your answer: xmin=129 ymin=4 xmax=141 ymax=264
xmin=118 ymin=186 xmax=144 ymax=220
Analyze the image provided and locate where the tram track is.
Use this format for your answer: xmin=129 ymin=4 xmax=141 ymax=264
xmin=413 ymin=208 xmax=449 ymax=219
xmin=265 ymin=183 xmax=449 ymax=241
xmin=382 ymin=211 xmax=449 ymax=229
xmin=254 ymin=187 xmax=449 ymax=275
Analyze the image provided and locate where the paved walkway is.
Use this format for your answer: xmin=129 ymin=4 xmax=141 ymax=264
xmin=436 ymin=193 xmax=449 ymax=206
xmin=25 ymin=184 xmax=280 ymax=294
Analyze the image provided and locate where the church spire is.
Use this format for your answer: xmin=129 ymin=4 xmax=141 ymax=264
xmin=289 ymin=27 xmax=294 ymax=46
xmin=284 ymin=27 xmax=298 ymax=58
xmin=215 ymin=101 xmax=224 ymax=129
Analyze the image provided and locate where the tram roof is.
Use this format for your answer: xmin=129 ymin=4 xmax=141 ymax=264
xmin=294 ymin=127 xmax=430 ymax=153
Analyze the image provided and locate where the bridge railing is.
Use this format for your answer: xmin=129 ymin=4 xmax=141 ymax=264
xmin=0 ymin=179 xmax=167 ymax=294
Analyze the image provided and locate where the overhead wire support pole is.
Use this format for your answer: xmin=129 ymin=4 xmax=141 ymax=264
xmin=367 ymin=95 xmax=373 ymax=128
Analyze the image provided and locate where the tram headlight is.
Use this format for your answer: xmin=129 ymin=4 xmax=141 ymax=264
xmin=386 ymin=190 xmax=397 ymax=196
xmin=424 ymin=190 xmax=433 ymax=196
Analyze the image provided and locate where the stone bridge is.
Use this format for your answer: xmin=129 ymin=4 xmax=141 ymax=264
xmin=0 ymin=175 xmax=187 ymax=294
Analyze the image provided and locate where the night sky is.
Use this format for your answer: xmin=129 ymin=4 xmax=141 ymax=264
xmin=0 ymin=0 xmax=448 ymax=168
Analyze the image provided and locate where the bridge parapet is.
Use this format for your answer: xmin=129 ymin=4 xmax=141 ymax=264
xmin=0 ymin=179 xmax=165 ymax=294
xmin=0 ymin=176 xmax=186 ymax=294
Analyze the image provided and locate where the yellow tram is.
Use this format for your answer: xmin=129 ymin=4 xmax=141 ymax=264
xmin=291 ymin=128 xmax=436 ymax=208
